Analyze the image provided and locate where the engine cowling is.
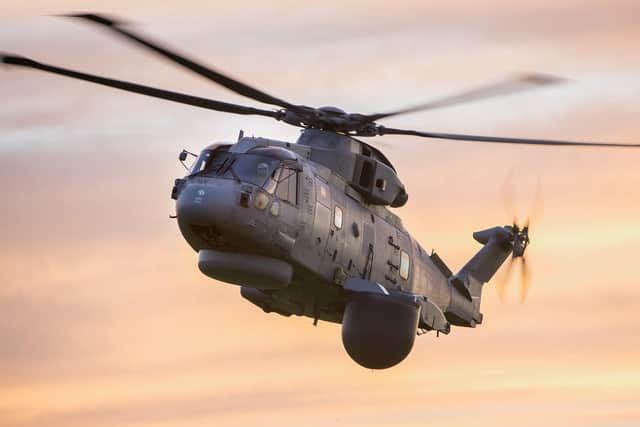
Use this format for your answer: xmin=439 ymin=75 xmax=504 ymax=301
xmin=341 ymin=292 xmax=420 ymax=369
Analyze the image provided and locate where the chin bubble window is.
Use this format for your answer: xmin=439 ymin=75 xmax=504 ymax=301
xmin=400 ymin=250 xmax=410 ymax=280
xmin=334 ymin=206 xmax=343 ymax=229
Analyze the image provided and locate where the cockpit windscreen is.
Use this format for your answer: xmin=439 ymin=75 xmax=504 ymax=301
xmin=190 ymin=150 xmax=282 ymax=187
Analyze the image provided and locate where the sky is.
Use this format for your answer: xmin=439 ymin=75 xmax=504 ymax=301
xmin=1 ymin=1 xmax=640 ymax=426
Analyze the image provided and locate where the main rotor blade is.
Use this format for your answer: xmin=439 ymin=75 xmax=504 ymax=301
xmin=362 ymin=73 xmax=564 ymax=123
xmin=63 ymin=13 xmax=304 ymax=112
xmin=1 ymin=54 xmax=281 ymax=119
xmin=378 ymin=127 xmax=640 ymax=148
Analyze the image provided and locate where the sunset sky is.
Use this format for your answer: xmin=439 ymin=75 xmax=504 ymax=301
xmin=1 ymin=1 xmax=640 ymax=426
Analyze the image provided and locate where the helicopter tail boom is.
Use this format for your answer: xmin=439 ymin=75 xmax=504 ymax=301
xmin=444 ymin=226 xmax=514 ymax=327
xmin=461 ymin=226 xmax=514 ymax=283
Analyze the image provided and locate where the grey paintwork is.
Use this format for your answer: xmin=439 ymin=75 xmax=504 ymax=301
xmin=173 ymin=129 xmax=516 ymax=333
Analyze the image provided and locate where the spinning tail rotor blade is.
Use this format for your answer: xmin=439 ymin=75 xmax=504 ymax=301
xmin=520 ymin=257 xmax=532 ymax=303
xmin=497 ymin=256 xmax=515 ymax=302
xmin=503 ymin=176 xmax=544 ymax=230
xmin=497 ymin=257 xmax=532 ymax=303
xmin=62 ymin=13 xmax=305 ymax=112
xmin=0 ymin=54 xmax=282 ymax=119
xmin=525 ymin=179 xmax=544 ymax=230
xmin=378 ymin=127 xmax=640 ymax=148
xmin=497 ymin=178 xmax=541 ymax=303
xmin=363 ymin=73 xmax=565 ymax=122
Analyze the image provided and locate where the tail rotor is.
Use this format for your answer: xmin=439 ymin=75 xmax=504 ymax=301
xmin=497 ymin=178 xmax=543 ymax=303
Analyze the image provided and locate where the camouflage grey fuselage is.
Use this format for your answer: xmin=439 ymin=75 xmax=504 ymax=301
xmin=173 ymin=129 xmax=516 ymax=364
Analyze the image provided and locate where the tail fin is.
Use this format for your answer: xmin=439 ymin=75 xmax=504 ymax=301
xmin=445 ymin=226 xmax=513 ymax=327
xmin=460 ymin=226 xmax=513 ymax=284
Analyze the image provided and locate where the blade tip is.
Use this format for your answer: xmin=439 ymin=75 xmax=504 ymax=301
xmin=1 ymin=53 xmax=22 ymax=64
xmin=519 ymin=72 xmax=568 ymax=86
xmin=58 ymin=12 xmax=125 ymax=27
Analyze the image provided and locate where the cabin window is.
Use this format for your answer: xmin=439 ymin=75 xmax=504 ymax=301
xmin=334 ymin=206 xmax=343 ymax=229
xmin=400 ymin=250 xmax=410 ymax=280
xmin=275 ymin=166 xmax=298 ymax=205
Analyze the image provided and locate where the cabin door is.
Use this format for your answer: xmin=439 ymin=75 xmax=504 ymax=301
xmin=312 ymin=177 xmax=332 ymax=258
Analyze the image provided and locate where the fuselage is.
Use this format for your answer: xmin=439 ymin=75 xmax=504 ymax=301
xmin=173 ymin=135 xmax=457 ymax=325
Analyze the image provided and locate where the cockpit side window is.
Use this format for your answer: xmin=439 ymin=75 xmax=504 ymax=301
xmin=190 ymin=149 xmax=230 ymax=176
xmin=275 ymin=166 xmax=298 ymax=205
xmin=190 ymin=151 xmax=212 ymax=174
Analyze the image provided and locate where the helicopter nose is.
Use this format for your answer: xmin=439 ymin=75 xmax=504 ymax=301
xmin=174 ymin=177 xmax=273 ymax=253
xmin=176 ymin=177 xmax=237 ymax=226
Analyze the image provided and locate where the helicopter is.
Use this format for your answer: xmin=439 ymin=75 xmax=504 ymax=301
xmin=3 ymin=14 xmax=639 ymax=369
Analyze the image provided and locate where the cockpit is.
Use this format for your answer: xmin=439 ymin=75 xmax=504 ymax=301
xmin=188 ymin=145 xmax=300 ymax=203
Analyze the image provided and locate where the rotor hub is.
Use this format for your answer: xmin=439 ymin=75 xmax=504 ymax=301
xmin=510 ymin=224 xmax=530 ymax=258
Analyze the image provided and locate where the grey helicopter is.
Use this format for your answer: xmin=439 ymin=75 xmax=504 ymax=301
xmin=4 ymin=14 xmax=639 ymax=369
